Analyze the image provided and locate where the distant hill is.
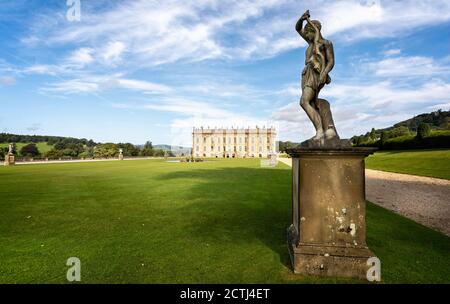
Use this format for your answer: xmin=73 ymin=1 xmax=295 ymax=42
xmin=352 ymin=109 xmax=450 ymax=149
xmin=352 ymin=110 xmax=449 ymax=140
xmin=384 ymin=109 xmax=449 ymax=132
xmin=154 ymin=144 xmax=192 ymax=156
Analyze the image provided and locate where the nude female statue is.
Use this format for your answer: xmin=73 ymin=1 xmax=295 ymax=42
xmin=296 ymin=10 xmax=348 ymax=147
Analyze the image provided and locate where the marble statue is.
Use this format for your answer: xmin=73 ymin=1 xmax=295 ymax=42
xmin=8 ymin=144 xmax=13 ymax=154
xmin=296 ymin=10 xmax=350 ymax=148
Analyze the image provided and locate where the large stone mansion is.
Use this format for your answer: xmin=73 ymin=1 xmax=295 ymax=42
xmin=192 ymin=126 xmax=277 ymax=158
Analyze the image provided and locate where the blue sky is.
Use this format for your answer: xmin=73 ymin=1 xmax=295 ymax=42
xmin=0 ymin=0 xmax=449 ymax=146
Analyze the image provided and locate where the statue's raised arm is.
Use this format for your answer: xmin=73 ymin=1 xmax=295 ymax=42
xmin=295 ymin=10 xmax=310 ymax=42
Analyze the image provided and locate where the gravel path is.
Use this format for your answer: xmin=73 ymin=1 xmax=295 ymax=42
xmin=278 ymin=158 xmax=450 ymax=236
xmin=366 ymin=169 xmax=450 ymax=237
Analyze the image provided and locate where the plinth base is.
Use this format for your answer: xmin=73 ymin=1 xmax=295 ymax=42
xmin=287 ymin=225 xmax=374 ymax=279
xmin=286 ymin=147 xmax=378 ymax=280
xmin=4 ymin=154 xmax=15 ymax=166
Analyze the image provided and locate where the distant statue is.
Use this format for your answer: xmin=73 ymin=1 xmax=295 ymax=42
xmin=8 ymin=144 xmax=13 ymax=154
xmin=296 ymin=10 xmax=349 ymax=148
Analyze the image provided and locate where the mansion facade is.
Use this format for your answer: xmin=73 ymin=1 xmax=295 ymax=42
xmin=192 ymin=127 xmax=277 ymax=158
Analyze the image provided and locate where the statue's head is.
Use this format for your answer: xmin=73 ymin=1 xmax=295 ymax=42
xmin=304 ymin=20 xmax=321 ymax=42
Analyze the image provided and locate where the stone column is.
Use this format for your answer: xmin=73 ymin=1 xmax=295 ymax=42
xmin=286 ymin=147 xmax=378 ymax=279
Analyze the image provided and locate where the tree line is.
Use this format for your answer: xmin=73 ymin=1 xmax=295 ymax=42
xmin=0 ymin=135 xmax=174 ymax=160
xmin=0 ymin=133 xmax=96 ymax=146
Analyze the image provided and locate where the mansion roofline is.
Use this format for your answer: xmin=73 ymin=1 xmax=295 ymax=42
xmin=193 ymin=126 xmax=276 ymax=132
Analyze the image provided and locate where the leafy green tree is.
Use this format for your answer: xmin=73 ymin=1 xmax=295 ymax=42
xmin=369 ymin=128 xmax=377 ymax=141
xmin=141 ymin=141 xmax=154 ymax=156
xmin=61 ymin=148 xmax=77 ymax=157
xmin=45 ymin=149 xmax=63 ymax=159
xmin=153 ymin=149 xmax=165 ymax=157
xmin=416 ymin=123 xmax=431 ymax=139
xmin=0 ymin=147 xmax=7 ymax=160
xmin=11 ymin=143 xmax=17 ymax=155
xmin=380 ymin=131 xmax=389 ymax=147
xmin=390 ymin=126 xmax=410 ymax=138
xmin=20 ymin=143 xmax=40 ymax=157
xmin=78 ymin=151 xmax=92 ymax=159
xmin=94 ymin=143 xmax=119 ymax=158
xmin=278 ymin=141 xmax=300 ymax=152
xmin=439 ymin=117 xmax=450 ymax=130
xmin=118 ymin=143 xmax=140 ymax=156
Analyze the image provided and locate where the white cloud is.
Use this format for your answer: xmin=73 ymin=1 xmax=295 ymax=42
xmin=112 ymin=97 xmax=275 ymax=146
xmin=42 ymin=79 xmax=99 ymax=94
xmin=41 ymin=75 xmax=170 ymax=95
xmin=117 ymin=78 xmax=171 ymax=93
xmin=24 ymin=0 xmax=450 ymax=66
xmin=383 ymin=49 xmax=402 ymax=56
xmin=272 ymin=79 xmax=450 ymax=140
xmin=101 ymin=41 xmax=126 ymax=65
xmin=9 ymin=0 xmax=450 ymax=144
xmin=66 ymin=48 xmax=94 ymax=67
xmin=23 ymin=64 xmax=61 ymax=75
xmin=367 ymin=56 xmax=450 ymax=77
xmin=318 ymin=0 xmax=450 ymax=40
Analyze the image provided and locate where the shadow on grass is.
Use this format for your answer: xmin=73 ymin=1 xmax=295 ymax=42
xmin=157 ymin=166 xmax=293 ymax=268
xmin=157 ymin=165 xmax=450 ymax=283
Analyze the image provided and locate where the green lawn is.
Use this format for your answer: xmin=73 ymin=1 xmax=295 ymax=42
xmin=366 ymin=149 xmax=450 ymax=180
xmin=0 ymin=142 xmax=53 ymax=155
xmin=0 ymin=159 xmax=449 ymax=283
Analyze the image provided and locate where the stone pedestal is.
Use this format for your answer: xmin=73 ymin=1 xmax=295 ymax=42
xmin=4 ymin=154 xmax=15 ymax=166
xmin=286 ymin=147 xmax=377 ymax=279
xmin=119 ymin=154 xmax=124 ymax=161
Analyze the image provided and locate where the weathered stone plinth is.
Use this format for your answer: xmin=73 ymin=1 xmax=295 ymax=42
xmin=286 ymin=147 xmax=377 ymax=279
xmin=4 ymin=154 xmax=15 ymax=166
